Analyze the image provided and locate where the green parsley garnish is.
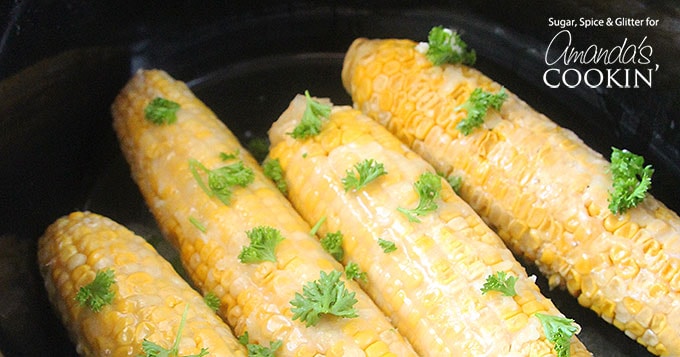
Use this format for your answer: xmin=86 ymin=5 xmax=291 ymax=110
xmin=219 ymin=149 xmax=240 ymax=161
xmin=309 ymin=216 xmax=326 ymax=236
xmin=144 ymin=97 xmax=181 ymax=125
xmin=344 ymin=262 xmax=367 ymax=282
xmin=290 ymin=270 xmax=359 ymax=327
xmin=342 ymin=158 xmax=388 ymax=192
xmin=237 ymin=332 xmax=282 ymax=357
xmin=377 ymin=238 xmax=397 ymax=253
xmin=189 ymin=216 xmax=207 ymax=233
xmin=246 ymin=340 xmax=282 ymax=357
xmin=417 ymin=26 xmax=476 ymax=66
xmin=608 ymin=147 xmax=654 ymax=215
xmin=75 ymin=268 xmax=116 ymax=312
xmin=263 ymin=158 xmax=288 ymax=196
xmin=320 ymin=231 xmax=344 ymax=261
xmin=238 ymin=226 xmax=285 ymax=264
xmin=397 ymin=172 xmax=443 ymax=223
xmin=481 ymin=271 xmax=517 ymax=296
xmin=535 ymin=313 xmax=579 ymax=357
xmin=288 ymin=90 xmax=332 ymax=140
xmin=438 ymin=172 xmax=462 ymax=194
xmin=203 ymin=292 xmax=220 ymax=312
xmin=141 ymin=304 xmax=209 ymax=357
xmin=238 ymin=331 xmax=250 ymax=345
xmin=455 ymin=87 xmax=507 ymax=136
xmin=189 ymin=158 xmax=255 ymax=205
xmin=446 ymin=175 xmax=462 ymax=194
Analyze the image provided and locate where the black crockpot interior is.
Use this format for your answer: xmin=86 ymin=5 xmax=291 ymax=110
xmin=1 ymin=1 xmax=678 ymax=356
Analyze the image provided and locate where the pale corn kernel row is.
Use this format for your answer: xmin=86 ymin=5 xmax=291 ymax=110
xmin=342 ymin=37 xmax=680 ymax=356
xmin=268 ymin=95 xmax=591 ymax=356
xmin=38 ymin=211 xmax=247 ymax=356
xmin=111 ymin=69 xmax=417 ymax=356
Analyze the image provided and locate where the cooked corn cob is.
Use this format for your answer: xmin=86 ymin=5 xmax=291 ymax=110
xmin=37 ymin=211 xmax=246 ymax=357
xmin=341 ymin=37 xmax=680 ymax=356
xmin=268 ymin=94 xmax=591 ymax=356
xmin=111 ymin=69 xmax=417 ymax=356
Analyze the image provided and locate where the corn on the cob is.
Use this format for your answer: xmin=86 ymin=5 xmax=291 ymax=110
xmin=341 ymin=37 xmax=680 ymax=356
xmin=111 ymin=69 xmax=417 ymax=356
xmin=37 ymin=211 xmax=246 ymax=357
xmin=268 ymin=94 xmax=591 ymax=356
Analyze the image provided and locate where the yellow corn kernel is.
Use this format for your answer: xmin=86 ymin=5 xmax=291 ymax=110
xmin=659 ymin=261 xmax=678 ymax=282
xmin=604 ymin=213 xmax=628 ymax=232
xmin=670 ymin=272 xmax=680 ymax=291
xmin=617 ymin=257 xmax=640 ymax=279
xmin=566 ymin=270 xmax=582 ymax=295
xmin=527 ymin=206 xmax=547 ymax=229
xmin=613 ymin=318 xmax=626 ymax=332
xmin=365 ymin=340 xmax=391 ymax=357
xmin=600 ymin=298 xmax=617 ymax=323
xmin=614 ymin=222 xmax=640 ymax=239
xmin=587 ymin=201 xmax=603 ymax=217
xmin=505 ymin=313 xmax=529 ymax=333
xmin=649 ymin=343 xmax=667 ymax=356
xmin=521 ymin=300 xmax=545 ymax=315
xmin=386 ymin=289 xmax=406 ymax=313
xmin=623 ymin=297 xmax=644 ymax=317
xmin=414 ymin=234 xmax=435 ymax=250
xmin=642 ymin=238 xmax=662 ymax=257
xmin=352 ymin=330 xmax=378 ymax=350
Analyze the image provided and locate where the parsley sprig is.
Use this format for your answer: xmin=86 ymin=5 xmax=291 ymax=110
xmin=446 ymin=175 xmax=462 ymax=194
xmin=608 ymin=147 xmax=653 ymax=215
xmin=377 ymin=238 xmax=397 ymax=253
xmin=238 ymin=332 xmax=282 ymax=357
xmin=189 ymin=216 xmax=207 ymax=233
xmin=247 ymin=340 xmax=282 ymax=357
xmin=290 ymin=270 xmax=358 ymax=327
xmin=397 ymin=172 xmax=443 ymax=223
xmin=75 ymin=268 xmax=116 ymax=312
xmin=288 ymin=90 xmax=332 ymax=140
xmin=342 ymin=159 xmax=388 ymax=192
xmin=145 ymin=97 xmax=181 ymax=125
xmin=535 ymin=313 xmax=579 ymax=357
xmin=416 ymin=26 xmax=476 ymax=66
xmin=203 ymin=292 xmax=220 ymax=312
xmin=480 ymin=271 xmax=517 ymax=296
xmin=189 ymin=158 xmax=255 ymax=205
xmin=345 ymin=262 xmax=367 ymax=282
xmin=309 ymin=216 xmax=326 ymax=236
xmin=320 ymin=231 xmax=344 ymax=261
xmin=141 ymin=304 xmax=209 ymax=357
xmin=238 ymin=226 xmax=285 ymax=264
xmin=438 ymin=172 xmax=462 ymax=194
xmin=455 ymin=87 xmax=507 ymax=135
xmin=219 ymin=150 xmax=240 ymax=161
xmin=263 ymin=158 xmax=288 ymax=195
xmin=238 ymin=332 xmax=249 ymax=346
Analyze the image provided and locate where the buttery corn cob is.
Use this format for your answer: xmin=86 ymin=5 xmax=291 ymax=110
xmin=111 ymin=69 xmax=417 ymax=356
xmin=341 ymin=37 xmax=680 ymax=356
xmin=37 ymin=211 xmax=246 ymax=357
xmin=268 ymin=94 xmax=591 ymax=356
